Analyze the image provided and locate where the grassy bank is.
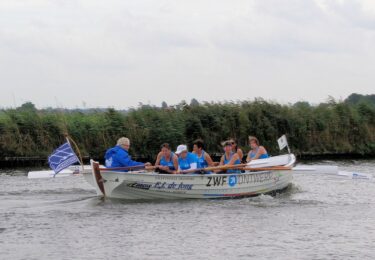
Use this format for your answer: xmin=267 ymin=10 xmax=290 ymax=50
xmin=0 ymin=94 xmax=374 ymax=164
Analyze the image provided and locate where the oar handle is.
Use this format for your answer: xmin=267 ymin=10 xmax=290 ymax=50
xmin=99 ymin=165 xmax=156 ymax=171
xmin=241 ymin=166 xmax=292 ymax=171
xmin=180 ymin=164 xmax=248 ymax=174
xmin=203 ymin=164 xmax=247 ymax=171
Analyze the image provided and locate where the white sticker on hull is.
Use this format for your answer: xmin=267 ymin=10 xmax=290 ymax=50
xmin=128 ymin=181 xmax=193 ymax=191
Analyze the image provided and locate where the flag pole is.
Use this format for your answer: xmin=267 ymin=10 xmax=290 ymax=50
xmin=64 ymin=133 xmax=84 ymax=171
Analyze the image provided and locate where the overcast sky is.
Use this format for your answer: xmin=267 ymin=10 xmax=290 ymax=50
xmin=1 ymin=0 xmax=374 ymax=109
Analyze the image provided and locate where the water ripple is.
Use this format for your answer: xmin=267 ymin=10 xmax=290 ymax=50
xmin=1 ymin=159 xmax=375 ymax=259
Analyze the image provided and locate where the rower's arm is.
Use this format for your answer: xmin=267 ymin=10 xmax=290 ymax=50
xmin=118 ymin=150 xmax=144 ymax=167
xmin=205 ymin=153 xmax=214 ymax=167
xmin=173 ymin=155 xmax=179 ymax=170
xmin=251 ymin=146 xmax=267 ymax=160
xmin=237 ymin=148 xmax=244 ymax=162
xmin=214 ymin=156 xmax=225 ymax=173
xmin=219 ymin=155 xmax=224 ymax=166
xmin=155 ymin=152 xmax=162 ymax=166
xmin=246 ymin=152 xmax=251 ymax=163
xmin=229 ymin=154 xmax=240 ymax=165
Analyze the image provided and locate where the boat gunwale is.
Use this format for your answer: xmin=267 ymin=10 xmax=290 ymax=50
xmin=96 ymin=153 xmax=296 ymax=177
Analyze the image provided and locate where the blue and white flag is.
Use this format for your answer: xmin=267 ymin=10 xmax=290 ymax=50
xmin=48 ymin=142 xmax=79 ymax=174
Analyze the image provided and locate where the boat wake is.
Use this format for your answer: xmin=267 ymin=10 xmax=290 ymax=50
xmin=0 ymin=188 xmax=95 ymax=197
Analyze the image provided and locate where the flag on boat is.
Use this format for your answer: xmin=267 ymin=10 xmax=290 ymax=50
xmin=48 ymin=141 xmax=79 ymax=175
xmin=277 ymin=135 xmax=288 ymax=150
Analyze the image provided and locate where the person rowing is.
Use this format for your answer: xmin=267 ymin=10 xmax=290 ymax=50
xmin=192 ymin=139 xmax=214 ymax=169
xmin=229 ymin=138 xmax=244 ymax=162
xmin=217 ymin=140 xmax=241 ymax=173
xmin=104 ymin=137 xmax=151 ymax=170
xmin=155 ymin=143 xmax=178 ymax=174
xmin=246 ymin=136 xmax=269 ymax=162
xmin=175 ymin=144 xmax=199 ymax=174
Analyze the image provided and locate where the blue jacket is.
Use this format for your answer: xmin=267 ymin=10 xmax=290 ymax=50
xmin=104 ymin=145 xmax=144 ymax=168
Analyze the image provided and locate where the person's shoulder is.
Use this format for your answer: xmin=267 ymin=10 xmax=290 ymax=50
xmin=106 ymin=145 xmax=117 ymax=151
xmin=188 ymin=152 xmax=198 ymax=160
xmin=116 ymin=147 xmax=128 ymax=155
xmin=106 ymin=145 xmax=120 ymax=155
xmin=105 ymin=146 xmax=114 ymax=154
xmin=189 ymin=152 xmax=198 ymax=158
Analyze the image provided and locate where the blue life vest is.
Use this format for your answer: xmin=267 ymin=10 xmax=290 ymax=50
xmin=160 ymin=152 xmax=176 ymax=170
xmin=224 ymin=152 xmax=241 ymax=173
xmin=178 ymin=152 xmax=198 ymax=171
xmin=249 ymin=147 xmax=269 ymax=159
xmin=197 ymin=150 xmax=208 ymax=169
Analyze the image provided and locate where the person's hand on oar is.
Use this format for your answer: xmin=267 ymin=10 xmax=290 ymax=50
xmin=145 ymin=165 xmax=156 ymax=171
xmin=155 ymin=165 xmax=177 ymax=174
xmin=157 ymin=165 xmax=170 ymax=171
xmin=233 ymin=166 xmax=292 ymax=171
xmin=179 ymin=164 xmax=247 ymax=174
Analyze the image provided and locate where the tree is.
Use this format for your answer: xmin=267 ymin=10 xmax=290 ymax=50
xmin=190 ymin=98 xmax=200 ymax=106
xmin=161 ymin=101 xmax=168 ymax=109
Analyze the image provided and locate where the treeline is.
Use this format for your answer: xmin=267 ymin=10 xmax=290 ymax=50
xmin=0 ymin=94 xmax=374 ymax=162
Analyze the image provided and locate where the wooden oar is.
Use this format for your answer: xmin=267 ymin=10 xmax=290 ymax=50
xmin=181 ymin=164 xmax=248 ymax=174
xmin=241 ymin=166 xmax=292 ymax=171
xmin=202 ymin=164 xmax=248 ymax=171
xmin=99 ymin=165 xmax=156 ymax=171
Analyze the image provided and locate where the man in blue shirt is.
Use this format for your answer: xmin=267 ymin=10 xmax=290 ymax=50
xmin=105 ymin=137 xmax=151 ymax=169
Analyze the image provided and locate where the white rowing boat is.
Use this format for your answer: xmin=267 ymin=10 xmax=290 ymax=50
xmin=82 ymin=154 xmax=296 ymax=200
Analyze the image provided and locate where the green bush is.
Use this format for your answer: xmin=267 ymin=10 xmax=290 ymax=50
xmin=0 ymin=94 xmax=374 ymax=160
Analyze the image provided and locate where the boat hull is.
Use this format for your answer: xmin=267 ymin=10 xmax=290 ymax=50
xmin=83 ymin=154 xmax=295 ymax=200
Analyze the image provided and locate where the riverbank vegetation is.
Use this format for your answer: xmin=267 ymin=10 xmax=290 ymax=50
xmin=0 ymin=94 xmax=374 ymax=162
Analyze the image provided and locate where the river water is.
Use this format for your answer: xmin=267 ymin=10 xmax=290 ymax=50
xmin=1 ymin=160 xmax=375 ymax=260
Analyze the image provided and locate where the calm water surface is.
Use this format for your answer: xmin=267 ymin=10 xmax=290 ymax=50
xmin=1 ymin=160 xmax=375 ymax=260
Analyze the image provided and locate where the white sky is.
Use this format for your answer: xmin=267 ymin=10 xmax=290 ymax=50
xmin=0 ymin=0 xmax=375 ymax=109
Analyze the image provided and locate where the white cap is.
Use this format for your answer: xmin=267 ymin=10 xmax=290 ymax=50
xmin=175 ymin=144 xmax=188 ymax=155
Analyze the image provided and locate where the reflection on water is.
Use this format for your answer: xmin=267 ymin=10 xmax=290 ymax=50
xmin=1 ymin=160 xmax=375 ymax=259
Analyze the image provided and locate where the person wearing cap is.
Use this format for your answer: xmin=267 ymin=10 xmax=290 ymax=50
xmin=155 ymin=143 xmax=178 ymax=174
xmin=246 ymin=136 xmax=269 ymax=162
xmin=104 ymin=137 xmax=151 ymax=169
xmin=218 ymin=140 xmax=241 ymax=173
xmin=175 ymin=144 xmax=199 ymax=173
xmin=192 ymin=139 xmax=214 ymax=169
